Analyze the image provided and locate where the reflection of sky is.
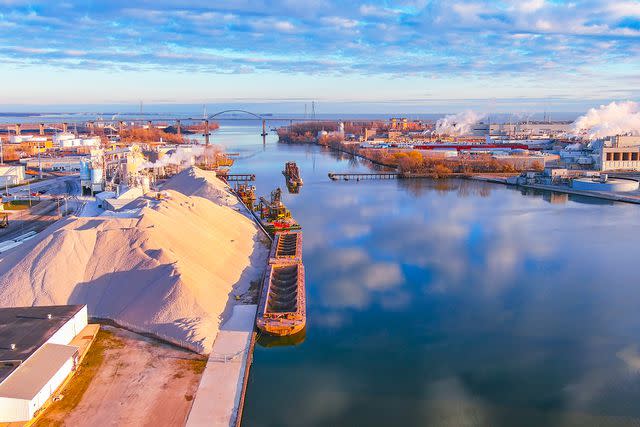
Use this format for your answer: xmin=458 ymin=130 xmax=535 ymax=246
xmin=230 ymin=126 xmax=640 ymax=426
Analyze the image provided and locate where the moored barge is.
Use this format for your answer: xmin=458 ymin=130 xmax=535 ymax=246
xmin=256 ymin=263 xmax=306 ymax=336
xmin=256 ymin=188 xmax=301 ymax=234
xmin=283 ymin=162 xmax=303 ymax=188
xmin=268 ymin=231 xmax=303 ymax=264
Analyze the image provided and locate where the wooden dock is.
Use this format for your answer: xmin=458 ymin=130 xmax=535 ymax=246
xmin=328 ymin=172 xmax=399 ymax=180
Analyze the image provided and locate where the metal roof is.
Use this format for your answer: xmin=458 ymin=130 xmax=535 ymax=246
xmin=0 ymin=343 xmax=78 ymax=400
xmin=0 ymin=305 xmax=84 ymax=383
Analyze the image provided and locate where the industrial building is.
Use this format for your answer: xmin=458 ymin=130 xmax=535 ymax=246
xmin=53 ymin=132 xmax=101 ymax=149
xmin=7 ymin=135 xmax=48 ymax=144
xmin=0 ymin=305 xmax=88 ymax=423
xmin=599 ymin=136 xmax=640 ymax=171
xmin=21 ymin=156 xmax=84 ymax=172
xmin=471 ymin=121 xmax=573 ymax=138
xmin=0 ymin=165 xmax=26 ymax=186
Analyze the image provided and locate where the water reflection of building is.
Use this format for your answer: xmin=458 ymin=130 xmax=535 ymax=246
xmin=543 ymin=192 xmax=568 ymax=204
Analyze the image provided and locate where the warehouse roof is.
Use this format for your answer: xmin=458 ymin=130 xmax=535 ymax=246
xmin=0 ymin=305 xmax=85 ymax=383
xmin=0 ymin=343 xmax=78 ymax=400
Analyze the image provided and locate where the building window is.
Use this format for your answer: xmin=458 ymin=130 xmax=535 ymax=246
xmin=632 ymin=152 xmax=639 ymax=161
xmin=614 ymin=152 xmax=621 ymax=161
xmin=623 ymin=152 xmax=630 ymax=161
xmin=607 ymin=152 xmax=613 ymax=161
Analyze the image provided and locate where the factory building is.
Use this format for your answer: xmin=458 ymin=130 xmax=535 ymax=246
xmin=0 ymin=165 xmax=26 ymax=186
xmin=7 ymin=135 xmax=48 ymax=144
xmin=471 ymin=122 xmax=572 ymax=138
xmin=0 ymin=305 xmax=88 ymax=423
xmin=53 ymin=132 xmax=101 ymax=149
xmin=21 ymin=156 xmax=84 ymax=172
xmin=599 ymin=136 xmax=640 ymax=171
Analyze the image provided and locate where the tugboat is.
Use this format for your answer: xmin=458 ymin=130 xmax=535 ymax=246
xmin=256 ymin=188 xmax=301 ymax=234
xmin=283 ymin=162 xmax=303 ymax=192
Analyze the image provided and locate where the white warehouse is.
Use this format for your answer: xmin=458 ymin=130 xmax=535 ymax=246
xmin=0 ymin=305 xmax=88 ymax=423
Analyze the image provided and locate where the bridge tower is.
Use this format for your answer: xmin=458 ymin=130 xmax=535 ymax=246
xmin=39 ymin=123 xmax=45 ymax=136
xmin=203 ymin=120 xmax=210 ymax=145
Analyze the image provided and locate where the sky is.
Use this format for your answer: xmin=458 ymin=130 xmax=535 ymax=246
xmin=0 ymin=0 xmax=639 ymax=113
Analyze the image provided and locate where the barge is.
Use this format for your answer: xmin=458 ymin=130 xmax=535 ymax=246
xmin=283 ymin=162 xmax=303 ymax=192
xmin=268 ymin=231 xmax=303 ymax=264
xmin=256 ymin=262 xmax=306 ymax=336
xmin=256 ymin=188 xmax=301 ymax=234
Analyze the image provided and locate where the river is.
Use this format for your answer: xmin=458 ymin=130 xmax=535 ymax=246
xmin=208 ymin=122 xmax=640 ymax=427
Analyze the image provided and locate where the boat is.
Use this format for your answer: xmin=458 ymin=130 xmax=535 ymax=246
xmin=283 ymin=162 xmax=303 ymax=188
xmin=256 ymin=188 xmax=301 ymax=234
xmin=256 ymin=262 xmax=306 ymax=336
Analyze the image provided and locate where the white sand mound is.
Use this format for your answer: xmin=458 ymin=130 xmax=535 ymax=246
xmin=162 ymin=167 xmax=239 ymax=208
xmin=0 ymin=167 xmax=267 ymax=353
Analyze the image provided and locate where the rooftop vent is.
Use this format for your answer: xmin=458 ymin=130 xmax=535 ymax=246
xmin=47 ymin=313 xmax=52 ymax=320
xmin=10 ymin=343 xmax=16 ymax=350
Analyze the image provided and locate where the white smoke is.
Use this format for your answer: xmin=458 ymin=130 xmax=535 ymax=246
xmin=140 ymin=144 xmax=208 ymax=170
xmin=435 ymin=111 xmax=486 ymax=136
xmin=573 ymin=101 xmax=640 ymax=140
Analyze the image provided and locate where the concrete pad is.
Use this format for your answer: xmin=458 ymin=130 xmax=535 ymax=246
xmin=186 ymin=304 xmax=257 ymax=427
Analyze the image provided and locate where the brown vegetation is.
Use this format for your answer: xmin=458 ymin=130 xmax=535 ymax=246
xmin=119 ymin=128 xmax=185 ymax=144
xmin=278 ymin=122 xmax=338 ymax=143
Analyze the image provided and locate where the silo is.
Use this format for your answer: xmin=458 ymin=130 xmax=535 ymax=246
xmin=80 ymin=161 xmax=91 ymax=181
xmin=91 ymin=167 xmax=104 ymax=192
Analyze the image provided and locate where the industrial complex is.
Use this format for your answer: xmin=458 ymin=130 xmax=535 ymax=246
xmin=0 ymin=105 xmax=638 ymax=424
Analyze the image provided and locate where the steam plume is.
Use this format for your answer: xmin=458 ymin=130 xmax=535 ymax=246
xmin=435 ymin=111 xmax=486 ymax=136
xmin=573 ymin=101 xmax=640 ymax=140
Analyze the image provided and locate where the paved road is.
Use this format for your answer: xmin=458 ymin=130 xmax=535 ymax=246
xmin=0 ymin=175 xmax=83 ymax=242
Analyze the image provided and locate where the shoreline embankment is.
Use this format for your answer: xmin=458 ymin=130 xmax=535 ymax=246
xmin=295 ymin=139 xmax=640 ymax=206
xmin=186 ymin=174 xmax=272 ymax=427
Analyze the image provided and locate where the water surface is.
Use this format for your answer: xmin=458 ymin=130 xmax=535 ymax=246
xmin=219 ymin=124 xmax=640 ymax=427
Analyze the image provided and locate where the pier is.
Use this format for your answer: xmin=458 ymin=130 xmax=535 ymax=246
xmin=328 ymin=172 xmax=399 ymax=180
xmin=218 ymin=173 xmax=256 ymax=182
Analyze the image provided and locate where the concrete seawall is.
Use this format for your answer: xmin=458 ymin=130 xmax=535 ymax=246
xmin=469 ymin=176 xmax=640 ymax=205
xmin=186 ymin=304 xmax=257 ymax=427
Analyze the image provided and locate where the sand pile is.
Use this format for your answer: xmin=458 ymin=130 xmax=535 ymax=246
xmin=0 ymin=167 xmax=267 ymax=353
xmin=162 ymin=167 xmax=239 ymax=208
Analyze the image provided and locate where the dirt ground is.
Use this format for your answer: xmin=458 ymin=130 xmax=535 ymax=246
xmin=35 ymin=326 xmax=206 ymax=427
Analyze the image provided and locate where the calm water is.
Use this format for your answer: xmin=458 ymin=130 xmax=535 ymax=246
xmin=228 ymin=125 xmax=640 ymax=426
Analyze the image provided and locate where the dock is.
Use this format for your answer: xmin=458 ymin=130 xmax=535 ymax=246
xmin=185 ymin=305 xmax=257 ymax=427
xmin=328 ymin=172 xmax=399 ymax=180
xmin=218 ymin=173 xmax=256 ymax=182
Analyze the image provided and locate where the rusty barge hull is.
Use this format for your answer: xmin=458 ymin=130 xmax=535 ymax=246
xmin=257 ymin=263 xmax=306 ymax=336
xmin=268 ymin=231 xmax=303 ymax=264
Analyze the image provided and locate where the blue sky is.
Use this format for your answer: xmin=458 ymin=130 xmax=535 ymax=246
xmin=0 ymin=0 xmax=639 ymax=112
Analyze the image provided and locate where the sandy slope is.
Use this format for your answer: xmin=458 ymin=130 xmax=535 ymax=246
xmin=0 ymin=167 xmax=267 ymax=353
